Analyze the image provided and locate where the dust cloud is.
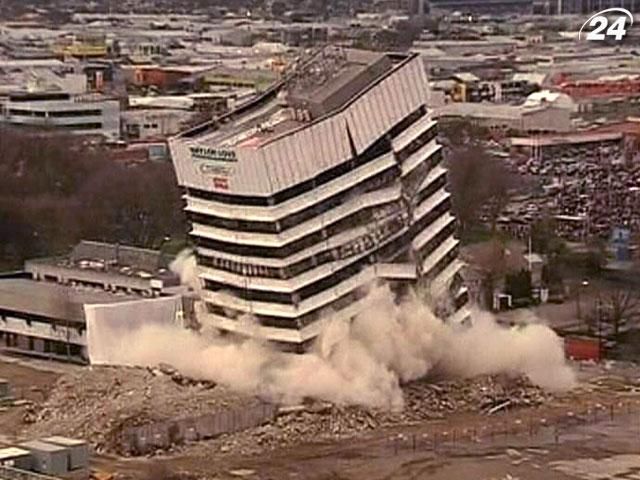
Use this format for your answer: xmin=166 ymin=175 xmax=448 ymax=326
xmin=106 ymin=252 xmax=577 ymax=409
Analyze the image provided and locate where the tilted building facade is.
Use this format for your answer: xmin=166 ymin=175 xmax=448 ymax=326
xmin=169 ymin=48 xmax=469 ymax=351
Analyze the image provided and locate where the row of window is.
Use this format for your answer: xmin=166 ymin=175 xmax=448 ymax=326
xmin=205 ymin=287 xmax=368 ymax=331
xmin=187 ymin=165 xmax=400 ymax=234
xmin=203 ymin=217 xmax=458 ymax=330
xmin=192 ymin=198 xmax=403 ymax=258
xmin=0 ymin=332 xmax=84 ymax=357
xmin=200 ymin=200 xmax=453 ymax=307
xmin=396 ymin=123 xmax=439 ymax=163
xmin=198 ymin=207 xmax=407 ymax=281
xmin=190 ymin=146 xmax=446 ymax=259
xmin=196 ymin=193 xmax=451 ymax=285
xmin=416 ymin=221 xmax=457 ymax=266
xmin=0 ymin=309 xmax=85 ymax=333
xmin=7 ymin=108 xmax=103 ymax=118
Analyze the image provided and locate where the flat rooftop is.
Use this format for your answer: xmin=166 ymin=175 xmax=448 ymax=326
xmin=0 ymin=447 xmax=31 ymax=460
xmin=0 ymin=278 xmax=139 ymax=324
xmin=19 ymin=440 xmax=67 ymax=453
xmin=25 ymin=240 xmax=179 ymax=286
xmin=181 ymin=47 xmax=399 ymax=150
xmin=510 ymin=132 xmax=623 ymax=147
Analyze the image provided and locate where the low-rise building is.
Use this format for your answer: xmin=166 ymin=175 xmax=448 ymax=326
xmin=0 ymin=241 xmax=184 ymax=362
xmin=122 ymin=109 xmax=193 ymax=141
xmin=1 ymin=91 xmax=120 ymax=140
xmin=435 ymin=91 xmax=575 ymax=133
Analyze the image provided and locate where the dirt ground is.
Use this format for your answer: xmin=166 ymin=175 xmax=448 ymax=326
xmin=92 ymin=363 xmax=640 ymax=480
xmin=0 ymin=357 xmax=62 ymax=439
xmin=90 ymin=393 xmax=640 ymax=480
xmin=2 ymin=357 xmax=640 ymax=480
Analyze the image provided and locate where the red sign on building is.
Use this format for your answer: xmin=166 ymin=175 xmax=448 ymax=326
xmin=213 ymin=177 xmax=229 ymax=190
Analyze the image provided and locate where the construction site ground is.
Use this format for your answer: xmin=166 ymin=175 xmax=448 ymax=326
xmin=1 ymin=355 xmax=639 ymax=480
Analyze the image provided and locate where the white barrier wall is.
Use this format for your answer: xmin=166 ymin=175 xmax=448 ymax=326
xmin=84 ymin=296 xmax=181 ymax=365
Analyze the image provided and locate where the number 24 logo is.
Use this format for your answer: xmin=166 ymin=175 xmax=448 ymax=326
xmin=579 ymin=8 xmax=634 ymax=41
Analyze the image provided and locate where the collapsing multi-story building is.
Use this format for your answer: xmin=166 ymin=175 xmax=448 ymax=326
xmin=169 ymin=48 xmax=470 ymax=351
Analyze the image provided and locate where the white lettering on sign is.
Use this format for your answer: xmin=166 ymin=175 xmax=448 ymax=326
xmin=199 ymin=163 xmax=232 ymax=176
xmin=579 ymin=8 xmax=633 ymax=41
xmin=189 ymin=146 xmax=238 ymax=162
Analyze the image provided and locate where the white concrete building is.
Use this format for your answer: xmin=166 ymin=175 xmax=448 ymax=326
xmin=122 ymin=108 xmax=193 ymax=140
xmin=169 ymin=48 xmax=470 ymax=350
xmin=1 ymin=91 xmax=120 ymax=140
xmin=435 ymin=90 xmax=576 ymax=133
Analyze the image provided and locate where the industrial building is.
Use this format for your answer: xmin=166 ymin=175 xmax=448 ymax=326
xmin=0 ymin=241 xmax=184 ymax=362
xmin=0 ymin=437 xmax=91 ymax=477
xmin=427 ymin=0 xmax=534 ymax=14
xmin=1 ymin=91 xmax=120 ymax=140
xmin=169 ymin=47 xmax=470 ymax=351
xmin=548 ymin=0 xmax=640 ymax=14
xmin=435 ymin=90 xmax=576 ymax=133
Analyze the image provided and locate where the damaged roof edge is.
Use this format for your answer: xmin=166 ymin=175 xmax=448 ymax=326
xmin=174 ymin=50 xmax=417 ymax=145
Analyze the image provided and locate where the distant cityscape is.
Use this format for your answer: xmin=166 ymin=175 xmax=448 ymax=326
xmin=1 ymin=2 xmax=640 ymax=479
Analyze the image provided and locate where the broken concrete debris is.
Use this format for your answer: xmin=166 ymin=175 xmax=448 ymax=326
xmin=23 ymin=366 xmax=549 ymax=457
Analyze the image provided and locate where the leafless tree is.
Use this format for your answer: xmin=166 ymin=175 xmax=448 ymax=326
xmin=0 ymin=127 xmax=186 ymax=269
xmin=471 ymin=239 xmax=508 ymax=309
xmin=590 ymin=288 xmax=640 ymax=337
xmin=447 ymin=146 xmax=511 ymax=234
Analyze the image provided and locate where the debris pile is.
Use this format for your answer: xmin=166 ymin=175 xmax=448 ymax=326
xmin=24 ymin=367 xmax=550 ymax=457
xmin=25 ymin=366 xmax=253 ymax=454
xmin=190 ymin=375 xmax=550 ymax=456
xmin=403 ymin=376 xmax=548 ymax=418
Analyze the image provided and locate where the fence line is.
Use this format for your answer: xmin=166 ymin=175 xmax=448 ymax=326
xmin=119 ymin=403 xmax=277 ymax=455
xmin=387 ymin=399 xmax=640 ymax=454
xmin=0 ymin=466 xmax=62 ymax=480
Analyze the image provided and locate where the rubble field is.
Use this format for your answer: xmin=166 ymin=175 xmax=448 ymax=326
xmin=24 ymin=365 xmax=260 ymax=454
xmin=21 ymin=365 xmax=551 ymax=457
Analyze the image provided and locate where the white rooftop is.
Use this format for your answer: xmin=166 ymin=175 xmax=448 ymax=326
xmin=0 ymin=448 xmax=31 ymax=460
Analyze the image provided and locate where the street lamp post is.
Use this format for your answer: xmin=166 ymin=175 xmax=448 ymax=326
xmin=576 ymin=279 xmax=589 ymax=320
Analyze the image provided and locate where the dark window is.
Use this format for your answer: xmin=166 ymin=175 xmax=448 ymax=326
xmin=396 ymin=124 xmax=439 ymax=163
xmin=8 ymin=109 xmax=47 ymax=117
xmin=192 ymin=200 xmax=402 ymax=258
xmin=48 ymin=109 xmax=102 ymax=118
xmin=65 ymin=123 xmax=103 ymax=130
xmin=201 ymin=222 xmax=414 ymax=305
xmin=187 ymin=165 xmax=399 ymax=233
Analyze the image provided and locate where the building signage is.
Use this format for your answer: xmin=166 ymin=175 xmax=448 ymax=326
xmin=198 ymin=163 xmax=233 ymax=176
xmin=190 ymin=146 xmax=238 ymax=163
xmin=213 ymin=177 xmax=229 ymax=190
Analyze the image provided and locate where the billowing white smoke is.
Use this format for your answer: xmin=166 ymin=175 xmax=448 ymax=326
xmin=170 ymin=250 xmax=199 ymax=290
xmin=108 ymin=251 xmax=576 ymax=409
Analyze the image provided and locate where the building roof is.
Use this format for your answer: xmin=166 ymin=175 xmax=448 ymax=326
xmin=452 ymin=72 xmax=480 ymax=83
xmin=523 ymin=90 xmax=574 ymax=109
xmin=510 ymin=131 xmax=623 ymax=147
xmin=19 ymin=440 xmax=69 ymax=453
xmin=512 ymin=72 xmax=546 ymax=85
xmin=436 ymin=102 xmax=522 ymax=120
xmin=0 ymin=278 xmax=139 ymax=324
xmin=0 ymin=448 xmax=31 ymax=460
xmin=170 ymin=50 xmax=430 ymax=197
xmin=180 ymin=48 xmax=396 ymax=150
xmin=71 ymin=240 xmax=171 ymax=273
xmin=43 ymin=436 xmax=87 ymax=447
